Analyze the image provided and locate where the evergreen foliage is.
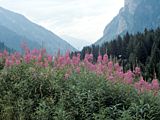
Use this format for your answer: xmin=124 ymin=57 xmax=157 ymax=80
xmin=79 ymin=28 xmax=160 ymax=80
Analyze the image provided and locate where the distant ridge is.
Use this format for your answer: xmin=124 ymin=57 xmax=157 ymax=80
xmin=0 ymin=7 xmax=76 ymax=54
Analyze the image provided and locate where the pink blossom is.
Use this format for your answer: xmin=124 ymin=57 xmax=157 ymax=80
xmin=114 ymin=63 xmax=121 ymax=72
xmin=108 ymin=61 xmax=113 ymax=72
xmin=3 ymin=50 xmax=8 ymax=57
xmin=135 ymin=67 xmax=141 ymax=75
xmin=89 ymin=54 xmax=93 ymax=61
xmin=96 ymin=64 xmax=104 ymax=74
xmin=38 ymin=54 xmax=42 ymax=62
xmin=152 ymin=79 xmax=159 ymax=90
xmin=11 ymin=54 xmax=16 ymax=62
xmin=41 ymin=48 xmax=46 ymax=55
xmin=32 ymin=55 xmax=37 ymax=60
xmin=14 ymin=52 xmax=21 ymax=59
xmin=72 ymin=56 xmax=79 ymax=65
xmin=16 ymin=60 xmax=21 ymax=65
xmin=97 ymin=54 xmax=102 ymax=63
xmin=47 ymin=55 xmax=53 ymax=63
xmin=84 ymin=53 xmax=89 ymax=63
xmin=5 ymin=58 xmax=10 ymax=67
xmin=145 ymin=83 xmax=152 ymax=91
xmin=108 ymin=75 xmax=114 ymax=81
xmin=139 ymin=77 xmax=145 ymax=86
xmin=0 ymin=53 xmax=3 ymax=58
xmin=24 ymin=54 xmax=31 ymax=63
xmin=124 ymin=70 xmax=133 ymax=84
xmin=31 ymin=48 xmax=39 ymax=55
xmin=102 ymin=54 xmax=108 ymax=64
xmin=44 ymin=61 xmax=49 ymax=68
xmin=58 ymin=56 xmax=65 ymax=65
xmin=116 ymin=71 xmax=124 ymax=78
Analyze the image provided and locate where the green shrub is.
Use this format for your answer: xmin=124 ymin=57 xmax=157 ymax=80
xmin=0 ymin=64 xmax=160 ymax=120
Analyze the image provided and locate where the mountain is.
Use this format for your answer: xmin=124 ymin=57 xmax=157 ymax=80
xmin=61 ymin=35 xmax=91 ymax=51
xmin=0 ymin=40 xmax=14 ymax=53
xmin=95 ymin=0 xmax=160 ymax=45
xmin=0 ymin=25 xmax=40 ymax=52
xmin=0 ymin=7 xmax=76 ymax=54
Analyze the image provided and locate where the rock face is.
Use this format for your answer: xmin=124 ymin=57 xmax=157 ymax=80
xmin=0 ymin=7 xmax=76 ymax=54
xmin=95 ymin=0 xmax=160 ymax=45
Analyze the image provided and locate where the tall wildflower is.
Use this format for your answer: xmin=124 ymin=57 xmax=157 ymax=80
xmin=124 ymin=70 xmax=133 ymax=84
xmin=65 ymin=51 xmax=71 ymax=65
xmin=0 ymin=53 xmax=3 ymax=58
xmin=3 ymin=50 xmax=8 ymax=57
xmin=24 ymin=53 xmax=31 ymax=63
xmin=152 ymin=79 xmax=159 ymax=91
xmin=47 ymin=55 xmax=53 ymax=63
xmin=97 ymin=54 xmax=102 ymax=63
xmin=134 ymin=67 xmax=141 ymax=75
xmin=102 ymin=54 xmax=108 ymax=64
xmin=38 ymin=54 xmax=42 ymax=62
xmin=108 ymin=61 xmax=113 ymax=73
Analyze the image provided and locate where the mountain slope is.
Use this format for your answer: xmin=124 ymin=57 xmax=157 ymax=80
xmin=0 ymin=7 xmax=76 ymax=54
xmin=95 ymin=0 xmax=160 ymax=45
xmin=61 ymin=35 xmax=91 ymax=51
xmin=0 ymin=41 xmax=14 ymax=53
xmin=0 ymin=25 xmax=41 ymax=52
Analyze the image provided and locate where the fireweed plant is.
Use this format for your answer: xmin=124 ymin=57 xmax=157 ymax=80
xmin=1 ymin=48 xmax=159 ymax=93
xmin=0 ymin=47 xmax=160 ymax=119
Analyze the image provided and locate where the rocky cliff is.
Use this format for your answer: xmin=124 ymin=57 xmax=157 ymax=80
xmin=95 ymin=0 xmax=160 ymax=45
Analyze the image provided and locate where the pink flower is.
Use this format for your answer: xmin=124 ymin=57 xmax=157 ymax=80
xmin=89 ymin=54 xmax=93 ymax=61
xmin=96 ymin=64 xmax=104 ymax=74
xmin=5 ymin=58 xmax=10 ymax=67
xmin=114 ymin=63 xmax=121 ymax=72
xmin=152 ymin=79 xmax=159 ymax=90
xmin=145 ymin=83 xmax=152 ymax=91
xmin=108 ymin=61 xmax=113 ymax=72
xmin=3 ymin=50 xmax=8 ymax=57
xmin=97 ymin=54 xmax=102 ymax=63
xmin=41 ymin=48 xmax=46 ymax=55
xmin=139 ymin=77 xmax=145 ymax=86
xmin=14 ymin=52 xmax=21 ymax=59
xmin=102 ymin=54 xmax=108 ymax=64
xmin=72 ymin=56 xmax=79 ymax=65
xmin=116 ymin=71 xmax=124 ymax=78
xmin=0 ymin=53 xmax=3 ymax=58
xmin=31 ymin=48 xmax=38 ymax=55
xmin=135 ymin=67 xmax=141 ymax=75
xmin=44 ymin=61 xmax=49 ymax=67
xmin=47 ymin=55 xmax=53 ymax=63
xmin=38 ymin=54 xmax=42 ymax=62
xmin=84 ymin=53 xmax=89 ymax=63
xmin=32 ymin=55 xmax=37 ymax=60
xmin=77 ymin=53 xmax=81 ymax=58
xmin=124 ymin=70 xmax=133 ymax=84
xmin=11 ymin=54 xmax=16 ymax=62
xmin=108 ymin=75 xmax=114 ymax=81
xmin=24 ymin=54 xmax=31 ymax=63
xmin=16 ymin=60 xmax=21 ymax=65
xmin=58 ymin=56 xmax=65 ymax=66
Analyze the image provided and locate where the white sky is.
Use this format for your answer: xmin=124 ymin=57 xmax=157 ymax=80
xmin=0 ymin=0 xmax=124 ymax=43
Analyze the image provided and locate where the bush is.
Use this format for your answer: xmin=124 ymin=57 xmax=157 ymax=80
xmin=0 ymin=64 xmax=160 ymax=120
xmin=0 ymin=49 xmax=160 ymax=119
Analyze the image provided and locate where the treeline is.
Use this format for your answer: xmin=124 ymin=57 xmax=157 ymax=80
xmin=72 ymin=28 xmax=160 ymax=81
xmin=0 ymin=41 xmax=14 ymax=53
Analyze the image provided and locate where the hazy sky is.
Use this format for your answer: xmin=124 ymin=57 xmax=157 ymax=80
xmin=0 ymin=0 xmax=124 ymax=43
